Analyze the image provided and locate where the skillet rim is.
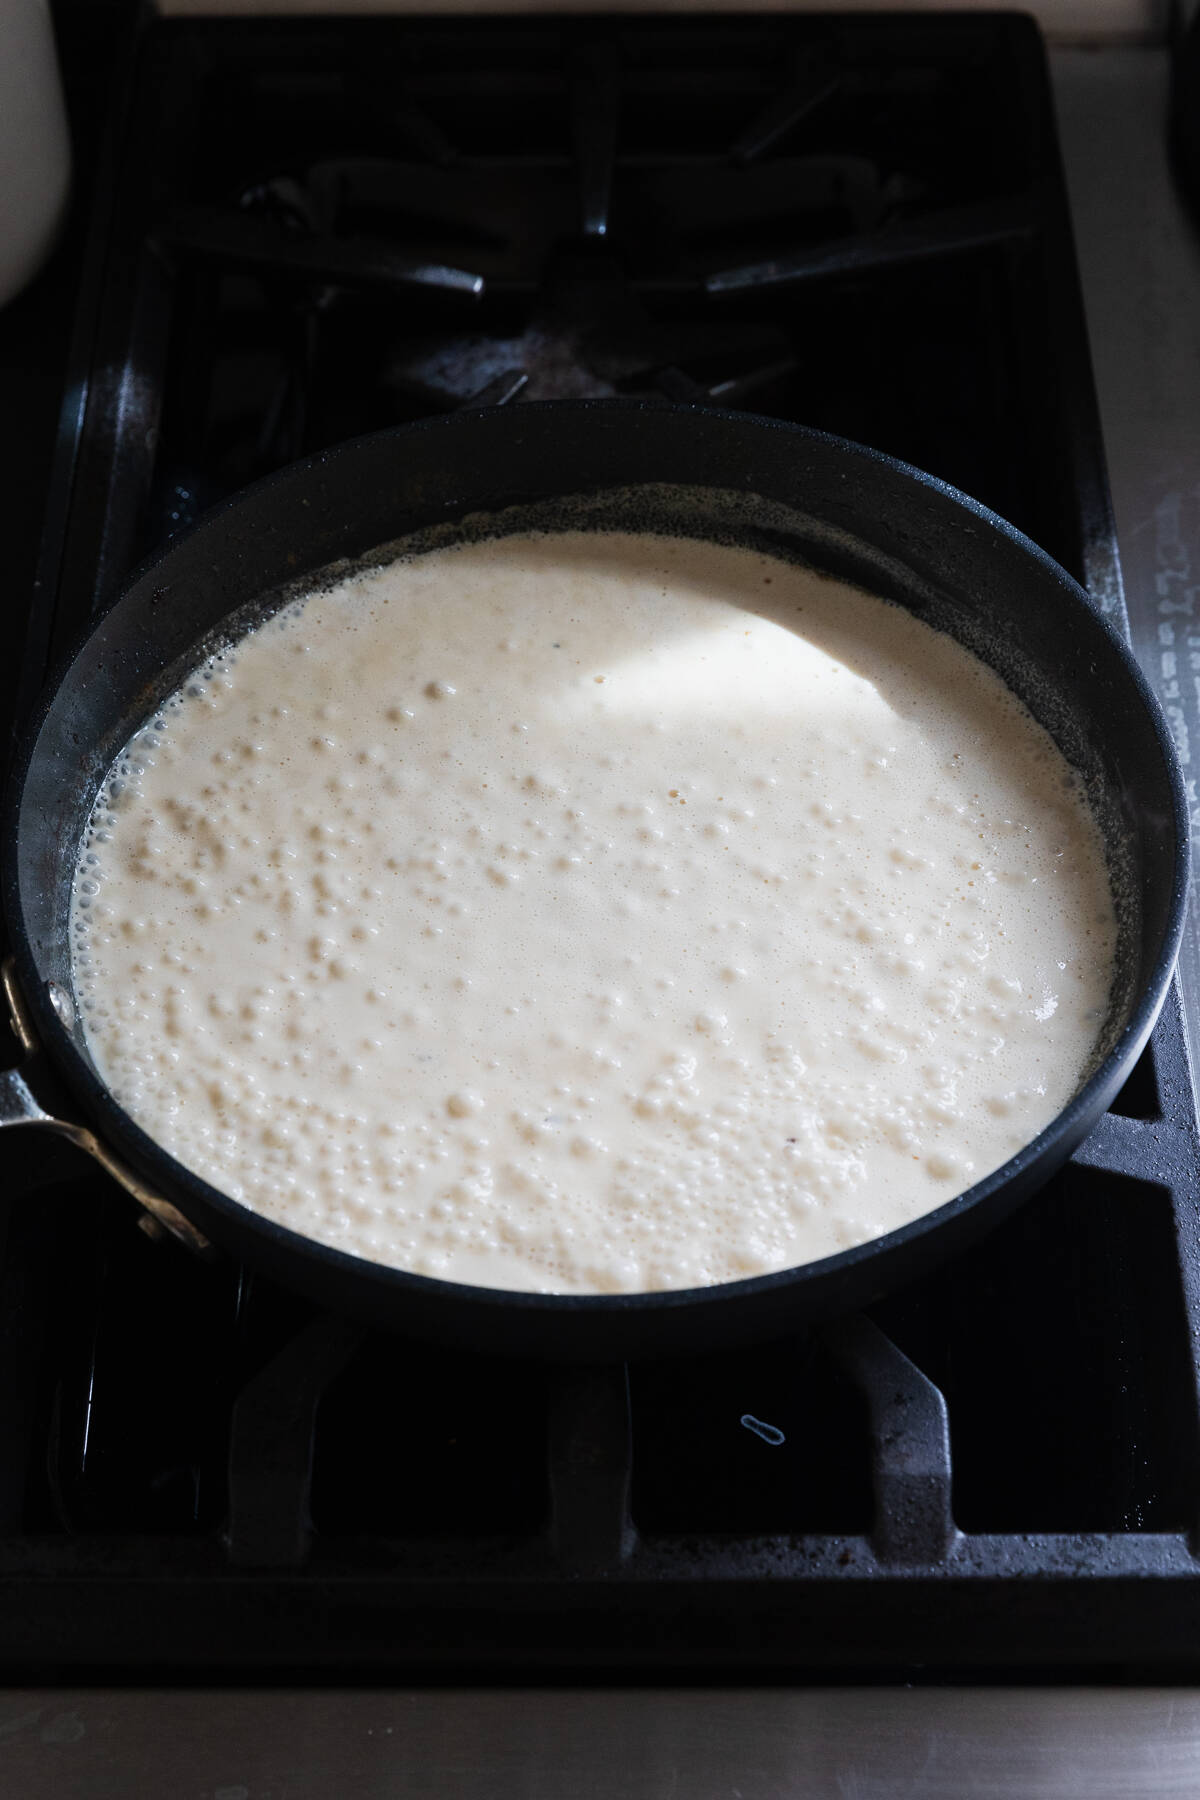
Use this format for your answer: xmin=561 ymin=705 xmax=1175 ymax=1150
xmin=3 ymin=398 xmax=1190 ymax=1333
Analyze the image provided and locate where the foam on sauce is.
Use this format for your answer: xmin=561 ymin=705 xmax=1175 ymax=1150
xmin=70 ymin=530 xmax=1118 ymax=1294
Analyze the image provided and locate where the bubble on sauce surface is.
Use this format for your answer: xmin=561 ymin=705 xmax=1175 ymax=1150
xmin=69 ymin=530 xmax=1118 ymax=1294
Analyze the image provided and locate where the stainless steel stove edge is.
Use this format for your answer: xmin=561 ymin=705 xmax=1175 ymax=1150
xmin=3 ymin=1686 xmax=1200 ymax=1798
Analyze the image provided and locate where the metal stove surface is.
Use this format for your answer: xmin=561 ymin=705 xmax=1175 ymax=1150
xmin=1 ymin=11 xmax=1199 ymax=1686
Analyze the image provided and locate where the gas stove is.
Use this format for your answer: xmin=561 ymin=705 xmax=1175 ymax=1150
xmin=3 ymin=10 xmax=1200 ymax=1688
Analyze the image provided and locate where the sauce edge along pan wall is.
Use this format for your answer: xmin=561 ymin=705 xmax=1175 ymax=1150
xmin=1 ymin=401 xmax=1189 ymax=1358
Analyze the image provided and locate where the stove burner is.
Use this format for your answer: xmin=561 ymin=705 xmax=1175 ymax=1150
xmin=388 ymin=260 xmax=799 ymax=407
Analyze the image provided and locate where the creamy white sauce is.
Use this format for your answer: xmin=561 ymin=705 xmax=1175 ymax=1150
xmin=70 ymin=530 xmax=1117 ymax=1294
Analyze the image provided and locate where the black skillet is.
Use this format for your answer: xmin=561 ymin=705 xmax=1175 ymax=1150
xmin=1 ymin=401 xmax=1188 ymax=1358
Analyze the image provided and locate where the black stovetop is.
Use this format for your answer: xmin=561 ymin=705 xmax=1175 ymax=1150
xmin=3 ymin=11 xmax=1200 ymax=1681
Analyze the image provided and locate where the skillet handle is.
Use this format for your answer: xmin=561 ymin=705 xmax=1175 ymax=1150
xmin=0 ymin=962 xmax=215 ymax=1260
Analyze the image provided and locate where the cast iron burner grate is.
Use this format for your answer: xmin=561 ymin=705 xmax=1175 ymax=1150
xmin=4 ymin=13 xmax=1200 ymax=1679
